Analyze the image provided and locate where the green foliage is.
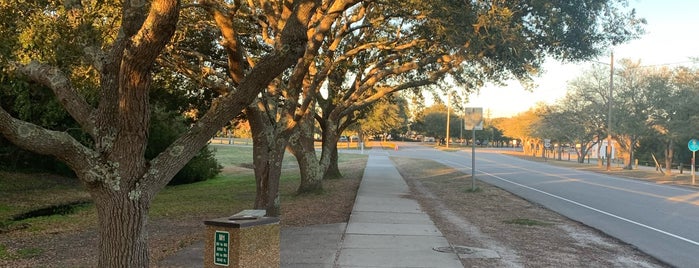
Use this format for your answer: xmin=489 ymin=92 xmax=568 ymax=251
xmin=146 ymin=106 xmax=222 ymax=185
xmin=413 ymin=103 xmax=461 ymax=138
xmin=532 ymin=61 xmax=699 ymax=166
xmin=0 ymin=0 xmax=118 ymax=66
xmin=171 ymin=147 xmax=222 ymax=185
xmin=0 ymin=0 xmax=109 ymax=175
xmin=358 ymin=94 xmax=409 ymax=136
xmin=0 ymin=77 xmax=78 ymax=175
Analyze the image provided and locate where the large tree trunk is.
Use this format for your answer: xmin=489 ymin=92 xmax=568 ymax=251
xmin=625 ymin=137 xmax=636 ymax=170
xmin=248 ymin=107 xmax=288 ymax=216
xmin=289 ymin=111 xmax=323 ymax=193
xmin=289 ymin=135 xmax=323 ymax=193
xmin=93 ymin=188 xmax=150 ymax=267
xmin=324 ymin=146 xmax=342 ymax=180
xmin=665 ymin=139 xmax=674 ymax=176
xmin=0 ymin=0 xmax=320 ymax=266
xmin=252 ymin=141 xmax=286 ymax=216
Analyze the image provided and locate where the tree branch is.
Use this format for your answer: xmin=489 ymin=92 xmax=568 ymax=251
xmin=16 ymin=61 xmax=97 ymax=137
xmin=0 ymin=106 xmax=97 ymax=178
xmin=145 ymin=0 xmax=319 ymax=194
xmin=126 ymin=0 xmax=180 ymax=70
xmin=199 ymin=0 xmax=246 ymax=85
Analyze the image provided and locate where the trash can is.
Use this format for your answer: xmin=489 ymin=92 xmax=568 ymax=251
xmin=204 ymin=210 xmax=280 ymax=268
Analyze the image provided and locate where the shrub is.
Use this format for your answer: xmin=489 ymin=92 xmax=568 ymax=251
xmin=147 ymin=106 xmax=222 ymax=185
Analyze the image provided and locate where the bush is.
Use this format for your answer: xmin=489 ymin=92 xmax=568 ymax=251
xmin=0 ymin=138 xmax=74 ymax=176
xmin=147 ymin=107 xmax=222 ymax=185
xmin=170 ymin=146 xmax=222 ymax=185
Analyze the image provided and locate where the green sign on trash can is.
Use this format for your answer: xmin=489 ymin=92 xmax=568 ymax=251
xmin=214 ymin=231 xmax=229 ymax=266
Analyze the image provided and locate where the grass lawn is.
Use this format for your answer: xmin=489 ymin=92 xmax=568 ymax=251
xmin=0 ymin=145 xmax=367 ymax=239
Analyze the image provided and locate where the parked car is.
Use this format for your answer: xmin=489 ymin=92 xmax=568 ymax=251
xmin=339 ymin=136 xmax=348 ymax=142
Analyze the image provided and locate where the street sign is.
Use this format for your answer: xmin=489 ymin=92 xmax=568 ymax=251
xmin=544 ymin=139 xmax=551 ymax=149
xmin=690 ymin=139 xmax=699 ymax=185
xmin=214 ymin=231 xmax=229 ymax=266
xmin=464 ymin=107 xmax=483 ymax=130
xmin=689 ymin=139 xmax=699 ymax=152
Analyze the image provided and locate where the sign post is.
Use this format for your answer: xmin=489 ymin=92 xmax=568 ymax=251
xmin=464 ymin=107 xmax=483 ymax=191
xmin=688 ymin=139 xmax=699 ymax=185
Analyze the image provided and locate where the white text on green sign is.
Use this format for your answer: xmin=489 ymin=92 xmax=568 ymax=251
xmin=214 ymin=231 xmax=229 ymax=266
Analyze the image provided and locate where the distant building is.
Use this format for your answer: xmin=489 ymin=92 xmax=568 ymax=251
xmin=590 ymin=139 xmax=616 ymax=159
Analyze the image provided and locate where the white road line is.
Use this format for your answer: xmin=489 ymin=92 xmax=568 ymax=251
xmin=440 ymin=159 xmax=699 ymax=247
xmin=480 ymin=153 xmax=698 ymax=193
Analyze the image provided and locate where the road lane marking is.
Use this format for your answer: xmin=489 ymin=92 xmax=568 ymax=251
xmin=480 ymin=153 xmax=697 ymax=193
xmin=445 ymin=156 xmax=699 ymax=205
xmin=442 ymin=157 xmax=699 ymax=247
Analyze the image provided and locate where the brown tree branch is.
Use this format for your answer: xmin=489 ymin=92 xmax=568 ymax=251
xmin=199 ymin=0 xmax=246 ymax=85
xmin=0 ymin=107 xmax=97 ymax=179
xmin=145 ymin=0 xmax=319 ymax=194
xmin=16 ymin=61 xmax=97 ymax=137
xmin=126 ymin=0 xmax=180 ymax=72
xmin=156 ymin=56 xmax=230 ymax=94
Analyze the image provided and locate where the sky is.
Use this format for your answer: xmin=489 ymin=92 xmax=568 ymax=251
xmin=465 ymin=0 xmax=699 ymax=118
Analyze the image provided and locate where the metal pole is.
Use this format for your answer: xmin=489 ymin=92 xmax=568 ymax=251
xmin=460 ymin=113 xmax=463 ymax=143
xmin=606 ymin=52 xmax=614 ymax=171
xmin=693 ymin=151 xmax=696 ymax=185
xmin=446 ymin=93 xmax=451 ymax=148
xmin=471 ymin=126 xmax=476 ymax=190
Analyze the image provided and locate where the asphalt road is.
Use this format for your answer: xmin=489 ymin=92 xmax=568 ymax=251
xmin=387 ymin=142 xmax=699 ymax=268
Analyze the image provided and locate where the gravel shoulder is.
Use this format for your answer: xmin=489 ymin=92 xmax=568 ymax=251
xmin=392 ymin=156 xmax=669 ymax=268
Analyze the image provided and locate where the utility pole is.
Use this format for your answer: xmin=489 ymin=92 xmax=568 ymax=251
xmin=446 ymin=92 xmax=451 ymax=148
xmin=460 ymin=109 xmax=463 ymax=142
xmin=606 ymin=52 xmax=614 ymax=171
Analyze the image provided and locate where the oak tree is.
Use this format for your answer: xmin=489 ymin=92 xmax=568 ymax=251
xmin=0 ymin=0 xmax=317 ymax=266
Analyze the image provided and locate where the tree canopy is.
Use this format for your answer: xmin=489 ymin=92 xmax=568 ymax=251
xmin=0 ymin=0 xmax=647 ymax=266
xmin=529 ymin=61 xmax=699 ymax=169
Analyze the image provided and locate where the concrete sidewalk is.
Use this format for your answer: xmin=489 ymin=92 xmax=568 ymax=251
xmin=333 ymin=153 xmax=462 ymax=267
xmin=159 ymin=151 xmax=462 ymax=267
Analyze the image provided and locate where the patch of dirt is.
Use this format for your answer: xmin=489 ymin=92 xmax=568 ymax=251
xmin=392 ymin=157 xmax=669 ymax=268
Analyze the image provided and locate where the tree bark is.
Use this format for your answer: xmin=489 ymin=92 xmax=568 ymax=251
xmin=324 ymin=147 xmax=342 ymax=180
xmin=247 ymin=107 xmax=288 ymax=216
xmin=251 ymin=139 xmax=286 ymax=216
xmin=665 ymin=139 xmax=674 ymax=176
xmin=625 ymin=137 xmax=637 ymax=170
xmin=289 ymin=111 xmax=324 ymax=193
xmin=93 ymin=187 xmax=151 ymax=267
xmin=1 ymin=0 xmax=320 ymax=266
xmin=577 ymin=145 xmax=588 ymax=164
